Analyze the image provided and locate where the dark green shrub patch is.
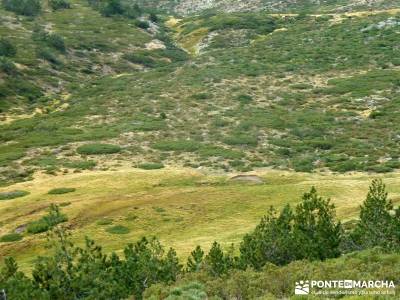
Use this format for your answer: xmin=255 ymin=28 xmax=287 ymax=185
xmin=0 ymin=190 xmax=29 ymax=200
xmin=223 ymin=135 xmax=258 ymax=146
xmin=48 ymin=0 xmax=70 ymax=10
xmin=48 ymin=188 xmax=76 ymax=195
xmin=27 ymin=205 xmax=68 ymax=234
xmin=63 ymin=160 xmax=97 ymax=170
xmin=77 ymin=144 xmax=121 ymax=155
xmin=192 ymin=93 xmax=212 ymax=100
xmin=152 ymin=140 xmax=201 ymax=152
xmin=0 ymin=57 xmax=17 ymax=75
xmin=2 ymin=0 xmax=41 ymax=16
xmin=236 ymin=94 xmax=253 ymax=104
xmin=138 ymin=163 xmax=165 ymax=170
xmin=106 ymin=225 xmax=130 ymax=234
xmin=0 ymin=233 xmax=23 ymax=243
xmin=0 ymin=38 xmax=17 ymax=57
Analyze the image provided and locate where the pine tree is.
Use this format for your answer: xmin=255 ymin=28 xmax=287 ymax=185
xmin=162 ymin=248 xmax=182 ymax=283
xmin=187 ymin=245 xmax=204 ymax=272
xmin=205 ymin=242 xmax=227 ymax=276
xmin=292 ymin=187 xmax=342 ymax=261
xmin=239 ymin=205 xmax=295 ymax=269
xmin=352 ymin=179 xmax=400 ymax=251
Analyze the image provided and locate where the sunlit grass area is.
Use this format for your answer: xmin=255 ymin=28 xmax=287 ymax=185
xmin=1 ymin=168 xmax=400 ymax=270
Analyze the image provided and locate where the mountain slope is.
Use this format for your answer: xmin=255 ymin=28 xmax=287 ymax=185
xmin=2 ymin=9 xmax=400 ymax=186
xmin=137 ymin=0 xmax=400 ymax=15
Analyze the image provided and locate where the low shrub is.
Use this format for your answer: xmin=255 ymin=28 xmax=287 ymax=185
xmin=135 ymin=20 xmax=149 ymax=29
xmin=45 ymin=33 xmax=66 ymax=52
xmin=123 ymin=52 xmax=156 ymax=67
xmin=48 ymin=0 xmax=70 ymax=10
xmin=27 ymin=219 xmax=49 ymax=234
xmin=0 ymin=38 xmax=17 ymax=57
xmin=48 ymin=187 xmax=76 ymax=195
xmin=2 ymin=0 xmax=41 ymax=16
xmin=63 ymin=160 xmax=97 ymax=170
xmin=27 ymin=205 xmax=68 ymax=234
xmin=77 ymin=144 xmax=121 ymax=155
xmin=0 ymin=233 xmax=23 ymax=243
xmin=36 ymin=47 xmax=61 ymax=65
xmin=223 ymin=135 xmax=258 ymax=146
xmin=192 ymin=93 xmax=212 ymax=100
xmin=236 ymin=94 xmax=253 ymax=104
xmin=198 ymin=146 xmax=244 ymax=159
xmin=138 ymin=163 xmax=164 ymax=170
xmin=0 ymin=190 xmax=29 ymax=200
xmin=291 ymin=83 xmax=313 ymax=90
xmin=0 ymin=57 xmax=17 ymax=75
xmin=106 ymin=225 xmax=130 ymax=234
xmin=152 ymin=140 xmax=201 ymax=152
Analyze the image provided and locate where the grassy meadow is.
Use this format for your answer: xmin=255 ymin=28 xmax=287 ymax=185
xmin=1 ymin=168 xmax=400 ymax=270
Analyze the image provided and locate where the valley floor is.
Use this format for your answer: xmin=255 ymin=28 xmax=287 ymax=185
xmin=1 ymin=168 xmax=400 ymax=270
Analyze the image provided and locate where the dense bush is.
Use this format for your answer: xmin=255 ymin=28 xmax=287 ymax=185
xmin=27 ymin=204 xmax=68 ymax=234
xmin=138 ymin=163 xmax=165 ymax=170
xmin=0 ymin=57 xmax=17 ymax=75
xmin=48 ymin=187 xmax=76 ymax=195
xmin=77 ymin=143 xmax=121 ymax=155
xmin=0 ymin=233 xmax=23 ymax=243
xmin=48 ymin=0 xmax=70 ymax=11
xmin=2 ymin=0 xmax=41 ymax=16
xmin=100 ymin=0 xmax=123 ymax=16
xmin=135 ymin=20 xmax=150 ymax=29
xmin=0 ymin=190 xmax=29 ymax=200
xmin=0 ymin=38 xmax=17 ymax=57
xmin=33 ymin=28 xmax=66 ymax=53
xmin=36 ymin=47 xmax=61 ymax=65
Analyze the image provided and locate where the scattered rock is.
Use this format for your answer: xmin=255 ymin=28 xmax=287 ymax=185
xmin=230 ymin=174 xmax=264 ymax=184
xmin=145 ymin=39 xmax=166 ymax=50
xmin=14 ymin=224 xmax=26 ymax=234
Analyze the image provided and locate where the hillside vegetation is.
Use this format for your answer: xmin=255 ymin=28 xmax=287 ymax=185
xmin=1 ymin=1 xmax=400 ymax=299
xmin=1 ymin=2 xmax=400 ymax=187
xmin=136 ymin=0 xmax=400 ymax=15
